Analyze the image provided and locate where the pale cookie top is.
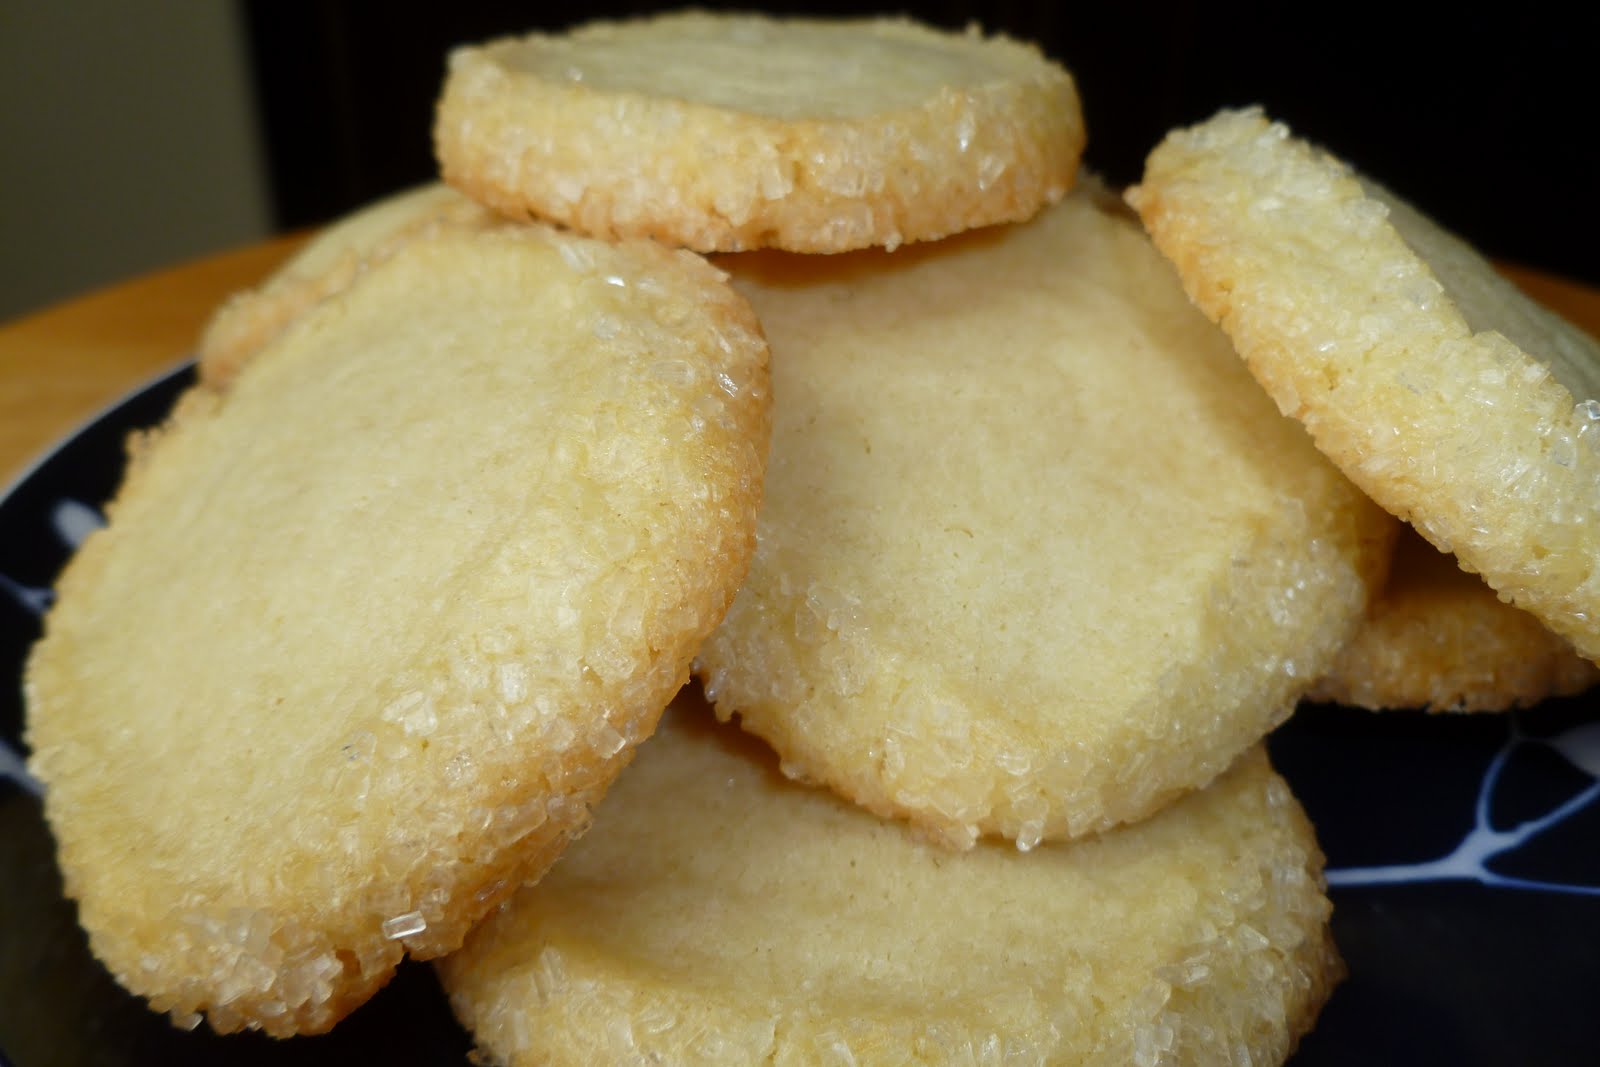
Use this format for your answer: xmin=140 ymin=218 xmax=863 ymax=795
xmin=434 ymin=11 xmax=1083 ymax=252
xmin=695 ymin=183 xmax=1393 ymax=850
xmin=1308 ymin=525 xmax=1600 ymax=712
xmin=25 ymin=219 xmax=770 ymax=1036
xmin=1129 ymin=107 xmax=1600 ymax=664
xmin=197 ymin=183 xmax=489 ymax=392
xmin=439 ymin=699 xmax=1340 ymax=1067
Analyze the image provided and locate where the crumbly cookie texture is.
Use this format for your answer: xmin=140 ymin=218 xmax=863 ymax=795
xmin=1309 ymin=525 xmax=1599 ymax=712
xmin=439 ymin=699 xmax=1341 ymax=1067
xmin=434 ymin=11 xmax=1083 ymax=253
xmin=1128 ymin=106 xmax=1600 ymax=664
xmin=696 ymin=183 xmax=1393 ymax=851
xmin=197 ymin=183 xmax=489 ymax=391
xmin=25 ymin=219 xmax=770 ymax=1036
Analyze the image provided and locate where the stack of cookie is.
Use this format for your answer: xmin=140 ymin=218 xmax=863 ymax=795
xmin=21 ymin=10 xmax=1600 ymax=1065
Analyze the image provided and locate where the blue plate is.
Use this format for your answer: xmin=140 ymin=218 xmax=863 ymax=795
xmin=3 ymin=365 xmax=1597 ymax=1064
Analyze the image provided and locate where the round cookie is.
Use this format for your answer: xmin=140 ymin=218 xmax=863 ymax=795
xmin=197 ymin=183 xmax=489 ymax=392
xmin=438 ymin=696 xmax=1342 ymax=1067
xmin=695 ymin=183 xmax=1394 ymax=850
xmin=434 ymin=11 xmax=1083 ymax=253
xmin=24 ymin=218 xmax=771 ymax=1035
xmin=1128 ymin=107 xmax=1600 ymax=665
xmin=1308 ymin=525 xmax=1600 ymax=712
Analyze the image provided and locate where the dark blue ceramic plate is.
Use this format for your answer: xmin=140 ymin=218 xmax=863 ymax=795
xmin=3 ymin=366 xmax=1597 ymax=1065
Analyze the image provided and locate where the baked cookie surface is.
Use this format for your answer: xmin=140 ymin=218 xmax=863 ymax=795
xmin=695 ymin=184 xmax=1392 ymax=849
xmin=197 ymin=183 xmax=488 ymax=391
xmin=1128 ymin=107 xmax=1600 ymax=664
xmin=24 ymin=220 xmax=770 ymax=1035
xmin=439 ymin=697 xmax=1341 ymax=1067
xmin=1308 ymin=525 xmax=1600 ymax=712
xmin=434 ymin=11 xmax=1083 ymax=252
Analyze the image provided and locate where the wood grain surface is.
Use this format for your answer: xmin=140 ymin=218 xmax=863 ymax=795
xmin=0 ymin=233 xmax=308 ymax=487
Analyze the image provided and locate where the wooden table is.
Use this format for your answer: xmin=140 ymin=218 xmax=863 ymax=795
xmin=0 ymin=235 xmax=1597 ymax=489
xmin=0 ymin=233 xmax=309 ymax=488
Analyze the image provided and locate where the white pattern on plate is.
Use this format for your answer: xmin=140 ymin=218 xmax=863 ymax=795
xmin=1328 ymin=717 xmax=1600 ymax=896
xmin=0 ymin=497 xmax=103 ymax=797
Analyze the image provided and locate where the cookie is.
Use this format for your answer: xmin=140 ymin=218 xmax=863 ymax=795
xmin=434 ymin=11 xmax=1083 ymax=253
xmin=24 ymin=218 xmax=770 ymax=1035
xmin=197 ymin=183 xmax=488 ymax=391
xmin=1308 ymin=525 xmax=1600 ymax=711
xmin=438 ymin=696 xmax=1341 ymax=1066
xmin=694 ymin=183 xmax=1393 ymax=850
xmin=1128 ymin=107 xmax=1600 ymax=664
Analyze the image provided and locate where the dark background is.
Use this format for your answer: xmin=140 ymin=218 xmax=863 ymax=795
xmin=241 ymin=2 xmax=1600 ymax=285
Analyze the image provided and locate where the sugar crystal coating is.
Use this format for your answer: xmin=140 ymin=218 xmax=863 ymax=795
xmin=25 ymin=218 xmax=771 ymax=1035
xmin=438 ymin=697 xmax=1341 ymax=1066
xmin=1128 ymin=107 xmax=1600 ymax=664
xmin=1309 ymin=525 xmax=1599 ymax=711
xmin=434 ymin=11 xmax=1084 ymax=253
xmin=197 ymin=183 xmax=489 ymax=391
